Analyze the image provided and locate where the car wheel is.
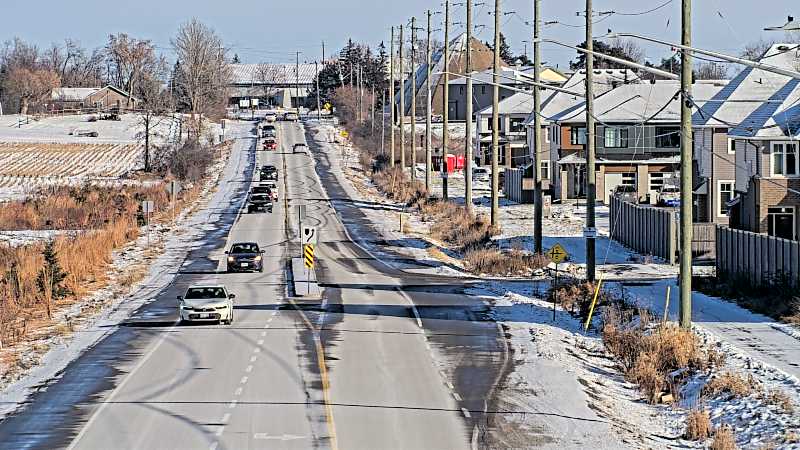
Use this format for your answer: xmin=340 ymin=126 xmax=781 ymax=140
xmin=228 ymin=309 xmax=234 ymax=324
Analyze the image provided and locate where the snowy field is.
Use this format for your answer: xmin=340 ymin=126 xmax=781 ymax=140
xmin=0 ymin=113 xmax=177 ymax=144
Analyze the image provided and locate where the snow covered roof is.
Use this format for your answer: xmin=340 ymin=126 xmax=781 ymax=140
xmin=229 ymin=64 xmax=319 ymax=86
xmin=559 ymin=80 xmax=725 ymax=125
xmin=692 ymin=43 xmax=800 ymax=139
xmin=476 ymin=92 xmax=534 ymax=116
xmin=558 ymin=153 xmax=680 ymax=165
xmin=51 ymin=88 xmax=100 ymax=101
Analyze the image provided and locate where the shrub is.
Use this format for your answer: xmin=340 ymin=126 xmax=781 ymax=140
xmin=464 ymin=248 xmax=547 ymax=276
xmin=36 ymin=240 xmax=71 ymax=318
xmin=710 ymin=425 xmax=738 ymax=450
xmin=702 ymin=372 xmax=757 ymax=400
xmin=684 ymin=409 xmax=712 ymax=441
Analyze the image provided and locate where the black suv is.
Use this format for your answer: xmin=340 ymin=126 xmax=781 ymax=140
xmin=259 ymin=165 xmax=278 ymax=181
xmin=247 ymin=191 xmax=273 ymax=213
xmin=225 ymin=242 xmax=264 ymax=272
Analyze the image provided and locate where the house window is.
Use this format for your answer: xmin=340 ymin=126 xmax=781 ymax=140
xmin=622 ymin=173 xmax=636 ymax=186
xmin=771 ymin=142 xmax=799 ymax=176
xmin=718 ymin=180 xmax=734 ymax=216
xmin=728 ymin=139 xmax=735 ymax=155
xmin=767 ymin=207 xmax=795 ymax=240
xmin=510 ymin=118 xmax=525 ymax=133
xmin=541 ymin=160 xmax=550 ymax=180
xmin=655 ymin=126 xmax=680 ymax=148
xmin=570 ymin=127 xmax=586 ymax=145
xmin=649 ymin=172 xmax=675 ymax=191
xmin=604 ymin=127 xmax=628 ymax=148
xmin=545 ymin=127 xmax=550 ymax=143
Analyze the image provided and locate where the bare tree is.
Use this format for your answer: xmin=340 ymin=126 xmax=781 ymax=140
xmin=740 ymin=39 xmax=775 ymax=61
xmin=106 ymin=34 xmax=160 ymax=107
xmin=695 ymin=62 xmax=728 ymax=80
xmin=255 ymin=63 xmax=282 ymax=104
xmin=172 ymin=19 xmax=231 ymax=138
xmin=3 ymin=66 xmax=60 ymax=114
xmin=43 ymin=39 xmax=105 ymax=87
xmin=136 ymin=60 xmax=172 ymax=172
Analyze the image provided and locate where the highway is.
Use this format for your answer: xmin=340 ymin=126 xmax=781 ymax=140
xmin=0 ymin=120 xmax=509 ymax=450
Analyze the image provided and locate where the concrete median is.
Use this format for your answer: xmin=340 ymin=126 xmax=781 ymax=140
xmin=290 ymin=257 xmax=321 ymax=298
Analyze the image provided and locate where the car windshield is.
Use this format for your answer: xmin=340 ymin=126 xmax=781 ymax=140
xmin=251 ymin=194 xmax=270 ymax=202
xmin=252 ymin=186 xmax=271 ymax=194
xmin=230 ymin=243 xmax=259 ymax=253
xmin=617 ymin=186 xmax=636 ymax=192
xmin=185 ymin=287 xmax=226 ymax=299
xmin=662 ymin=187 xmax=679 ymax=193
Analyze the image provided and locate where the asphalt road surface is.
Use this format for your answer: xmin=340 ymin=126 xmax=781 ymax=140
xmin=0 ymin=119 xmax=509 ymax=450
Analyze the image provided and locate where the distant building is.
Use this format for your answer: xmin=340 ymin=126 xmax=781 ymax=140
xmin=228 ymin=64 xmax=320 ymax=109
xmin=50 ymin=86 xmax=137 ymax=110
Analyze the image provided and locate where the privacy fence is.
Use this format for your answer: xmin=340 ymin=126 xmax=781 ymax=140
xmin=609 ymin=196 xmax=677 ymax=264
xmin=716 ymin=226 xmax=800 ymax=288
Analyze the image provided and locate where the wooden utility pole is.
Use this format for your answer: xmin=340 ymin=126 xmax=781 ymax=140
xmin=585 ymin=0 xmax=597 ymax=282
xmin=442 ymin=0 xmax=450 ymax=201
xmin=390 ymin=26 xmax=396 ymax=167
xmin=315 ymin=61 xmax=321 ymax=121
xmin=679 ymin=0 xmax=693 ymax=328
xmin=533 ymin=0 xmax=543 ymax=254
xmin=425 ymin=9 xmax=433 ymax=192
xmin=465 ymin=0 xmax=474 ymax=211
xmin=400 ymin=24 xmax=406 ymax=172
xmin=296 ymin=51 xmax=301 ymax=115
xmin=490 ymin=0 xmax=501 ymax=227
xmin=411 ymin=16 xmax=418 ymax=180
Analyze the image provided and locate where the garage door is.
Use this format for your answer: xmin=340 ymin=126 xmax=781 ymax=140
xmin=604 ymin=172 xmax=636 ymax=203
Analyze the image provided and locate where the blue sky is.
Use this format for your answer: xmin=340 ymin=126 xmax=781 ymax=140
xmin=1 ymin=0 xmax=797 ymax=69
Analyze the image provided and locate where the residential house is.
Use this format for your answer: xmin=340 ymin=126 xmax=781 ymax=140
xmin=694 ymin=44 xmax=800 ymax=240
xmin=50 ymin=86 xmax=137 ymax=110
xmin=556 ymin=80 xmax=725 ymax=204
xmin=447 ymin=67 xmax=533 ymax=121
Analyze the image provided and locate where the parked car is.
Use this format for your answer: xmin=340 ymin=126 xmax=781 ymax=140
xmin=177 ymin=285 xmax=235 ymax=325
xmin=472 ymin=167 xmax=490 ymax=182
xmin=657 ymin=185 xmax=681 ymax=207
xmin=225 ymin=242 xmax=264 ymax=273
xmin=247 ymin=192 xmax=273 ymax=213
xmin=284 ymin=111 xmax=299 ymax=121
xmin=292 ymin=143 xmax=308 ymax=154
xmin=612 ymin=185 xmax=638 ymax=203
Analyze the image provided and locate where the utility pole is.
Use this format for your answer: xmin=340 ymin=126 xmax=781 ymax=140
xmin=425 ymin=9 xmax=433 ymax=192
xmin=322 ymin=41 xmax=326 ymax=62
xmin=315 ymin=61 xmax=321 ymax=121
xmin=400 ymin=25 xmax=406 ymax=172
xmin=679 ymin=0 xmax=693 ymax=328
xmin=465 ymin=0 xmax=474 ymax=211
xmin=585 ymin=0 xmax=597 ymax=282
xmin=296 ymin=51 xmax=301 ymax=116
xmin=381 ymin=88 xmax=386 ymax=155
xmin=533 ymin=0 xmax=543 ymax=254
xmin=490 ymin=0 xmax=501 ymax=227
xmin=442 ymin=0 xmax=450 ymax=201
xmin=411 ymin=16 xmax=418 ymax=180
xmin=390 ymin=26 xmax=396 ymax=167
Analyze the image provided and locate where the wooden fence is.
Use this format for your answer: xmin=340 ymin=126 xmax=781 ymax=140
xmin=610 ymin=196 xmax=678 ymax=264
xmin=716 ymin=226 xmax=800 ymax=287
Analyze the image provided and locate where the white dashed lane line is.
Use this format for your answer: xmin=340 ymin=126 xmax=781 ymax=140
xmin=240 ymin=376 xmax=248 ymax=384
xmin=250 ymin=356 xmax=257 ymax=363
xmin=257 ymin=339 xmax=264 ymax=345
xmin=228 ymin=400 xmax=238 ymax=409
xmin=453 ymin=392 xmax=462 ymax=402
xmin=461 ymin=407 xmax=471 ymax=418
xmin=246 ymin=365 xmax=253 ymax=373
xmin=234 ymin=387 xmax=243 ymax=396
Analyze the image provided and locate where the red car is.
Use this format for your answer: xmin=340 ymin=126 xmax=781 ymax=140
xmin=263 ymin=139 xmax=277 ymax=151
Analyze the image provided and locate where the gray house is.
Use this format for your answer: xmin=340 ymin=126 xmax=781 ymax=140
xmin=447 ymin=67 xmax=534 ymax=121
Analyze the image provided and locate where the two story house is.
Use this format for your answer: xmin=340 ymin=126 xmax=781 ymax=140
xmin=556 ymin=80 xmax=725 ymax=204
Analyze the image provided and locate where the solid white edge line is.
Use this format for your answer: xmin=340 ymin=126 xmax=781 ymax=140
xmin=66 ymin=319 xmax=180 ymax=450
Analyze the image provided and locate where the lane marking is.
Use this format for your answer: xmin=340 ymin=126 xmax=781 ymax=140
xmin=209 ymin=442 xmax=219 ymax=450
xmin=250 ymin=356 xmax=257 ymax=363
xmin=246 ymin=365 xmax=253 ymax=373
xmin=228 ymin=399 xmax=238 ymax=409
xmin=257 ymin=339 xmax=264 ymax=345
xmin=461 ymin=407 xmax=472 ymax=418
xmin=271 ymin=311 xmax=278 ymax=316
xmin=222 ymin=413 xmax=231 ymax=423
xmin=453 ymin=392 xmax=462 ymax=402
xmin=253 ymin=348 xmax=261 ymax=354
xmin=264 ymin=324 xmax=270 ymax=329
xmin=240 ymin=376 xmax=248 ymax=384
xmin=234 ymin=387 xmax=243 ymax=396
xmin=65 ymin=319 xmax=180 ymax=450
xmin=394 ymin=287 xmax=423 ymax=328
xmin=260 ymin=331 xmax=267 ymax=337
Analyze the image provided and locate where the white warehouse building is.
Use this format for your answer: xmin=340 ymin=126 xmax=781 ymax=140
xmin=228 ymin=64 xmax=319 ymax=109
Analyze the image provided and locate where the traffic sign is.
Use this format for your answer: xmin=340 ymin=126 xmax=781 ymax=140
xmin=545 ymin=243 xmax=569 ymax=264
xmin=166 ymin=180 xmax=182 ymax=196
xmin=301 ymin=226 xmax=318 ymax=245
xmin=141 ymin=200 xmax=155 ymax=214
xmin=303 ymin=244 xmax=315 ymax=269
xmin=340 ymin=130 xmax=349 ymax=138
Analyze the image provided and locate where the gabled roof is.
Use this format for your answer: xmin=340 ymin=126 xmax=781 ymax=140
xmin=476 ymin=91 xmax=534 ymax=116
xmin=692 ymin=43 xmax=800 ymax=139
xmin=51 ymin=87 xmax=100 ymax=101
xmin=559 ymin=80 xmax=725 ymax=125
xmin=448 ymin=67 xmax=533 ymax=85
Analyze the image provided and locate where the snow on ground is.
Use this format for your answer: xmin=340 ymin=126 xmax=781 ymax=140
xmin=0 ymin=230 xmax=82 ymax=247
xmin=0 ymin=113 xmax=174 ymax=144
xmin=0 ymin=121 xmax=246 ymax=420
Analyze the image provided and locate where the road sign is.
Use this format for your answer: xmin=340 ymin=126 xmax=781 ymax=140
xmin=545 ymin=243 xmax=569 ymax=264
xmin=340 ymin=130 xmax=349 ymax=138
xmin=141 ymin=200 xmax=155 ymax=214
xmin=303 ymin=244 xmax=315 ymax=269
xmin=583 ymin=227 xmax=598 ymax=239
xmin=166 ymin=180 xmax=182 ymax=196
xmin=302 ymin=226 xmax=318 ymax=245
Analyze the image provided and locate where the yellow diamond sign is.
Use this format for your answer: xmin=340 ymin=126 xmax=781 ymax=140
xmin=545 ymin=243 xmax=569 ymax=264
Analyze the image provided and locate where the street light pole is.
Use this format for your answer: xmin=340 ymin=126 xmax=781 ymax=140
xmin=679 ymin=0 xmax=693 ymax=329
xmin=465 ymin=0 xmax=474 ymax=212
xmin=490 ymin=0 xmax=501 ymax=228
xmin=533 ymin=0 xmax=543 ymax=254
xmin=400 ymin=24 xmax=406 ymax=172
xmin=442 ymin=0 xmax=451 ymax=201
xmin=411 ymin=16 xmax=418 ymax=180
xmin=390 ymin=26 xmax=396 ymax=167
xmin=426 ymin=9 xmax=433 ymax=193
xmin=585 ymin=0 xmax=597 ymax=283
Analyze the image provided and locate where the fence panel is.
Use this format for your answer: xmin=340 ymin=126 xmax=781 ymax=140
xmin=716 ymin=226 xmax=800 ymax=288
xmin=610 ymin=197 xmax=677 ymax=264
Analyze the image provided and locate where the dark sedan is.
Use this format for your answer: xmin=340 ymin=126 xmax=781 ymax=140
xmin=226 ymin=242 xmax=265 ymax=272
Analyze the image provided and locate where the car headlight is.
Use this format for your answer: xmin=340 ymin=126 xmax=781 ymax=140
xmin=255 ymin=255 xmax=262 ymax=261
xmin=228 ymin=256 xmax=234 ymax=262
xmin=180 ymin=303 xmax=193 ymax=311
xmin=215 ymin=305 xmax=228 ymax=310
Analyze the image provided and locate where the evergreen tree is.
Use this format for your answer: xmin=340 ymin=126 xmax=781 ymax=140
xmin=232 ymin=53 xmax=241 ymax=64
xmin=36 ymin=240 xmax=71 ymax=318
xmin=486 ymin=33 xmax=513 ymax=63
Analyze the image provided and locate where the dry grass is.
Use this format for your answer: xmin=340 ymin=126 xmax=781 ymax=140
xmin=371 ymin=166 xmax=428 ymax=207
xmin=684 ymin=409 xmax=712 ymax=441
xmin=420 ymin=200 xmax=497 ymax=250
xmin=702 ymin=372 xmax=757 ymax=400
xmin=602 ymin=306 xmax=708 ymax=403
xmin=463 ymin=248 xmax=548 ymax=276
xmin=710 ymin=425 xmax=738 ymax=450
xmin=762 ymin=388 xmax=794 ymax=414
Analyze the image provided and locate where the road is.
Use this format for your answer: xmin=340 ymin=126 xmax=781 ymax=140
xmin=0 ymin=120 xmax=509 ymax=450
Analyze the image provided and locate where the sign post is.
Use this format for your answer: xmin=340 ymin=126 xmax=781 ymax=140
xmin=142 ymin=200 xmax=155 ymax=247
xmin=302 ymin=227 xmax=318 ymax=293
xmin=545 ymin=243 xmax=569 ymax=321
xmin=166 ymin=181 xmax=181 ymax=222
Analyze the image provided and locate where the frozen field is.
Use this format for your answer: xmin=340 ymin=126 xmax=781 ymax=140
xmin=0 ymin=113 xmax=177 ymax=144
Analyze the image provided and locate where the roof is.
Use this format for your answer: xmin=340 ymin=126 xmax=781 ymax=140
xmin=51 ymin=88 xmax=100 ymax=101
xmin=522 ymin=69 xmax=641 ymax=126
xmin=477 ymin=91 xmax=534 ymax=116
xmin=229 ymin=64 xmax=319 ymax=86
xmin=692 ymin=43 xmax=800 ymax=139
xmin=558 ymin=153 xmax=680 ymax=165
xmin=559 ymin=80 xmax=725 ymax=125
xmin=448 ymin=67 xmax=534 ymax=85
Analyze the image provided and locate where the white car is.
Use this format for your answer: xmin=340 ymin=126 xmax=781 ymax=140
xmin=177 ymin=285 xmax=235 ymax=324
xmin=472 ymin=167 xmax=490 ymax=182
